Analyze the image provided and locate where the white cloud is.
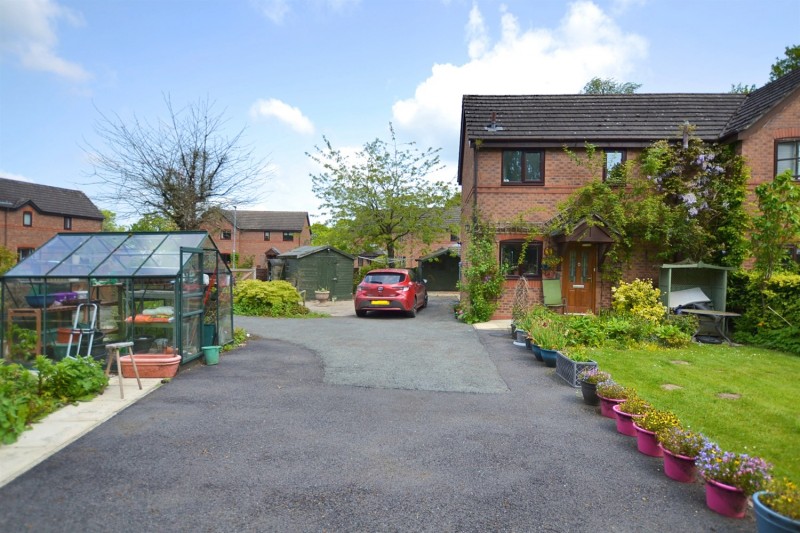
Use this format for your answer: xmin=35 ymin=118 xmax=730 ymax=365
xmin=0 ymin=170 xmax=35 ymax=183
xmin=251 ymin=0 xmax=290 ymax=24
xmin=392 ymin=1 xmax=647 ymax=147
xmin=250 ymin=98 xmax=316 ymax=135
xmin=0 ymin=0 xmax=90 ymax=81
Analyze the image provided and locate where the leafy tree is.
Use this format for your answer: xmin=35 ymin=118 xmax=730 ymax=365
xmin=308 ymin=124 xmax=457 ymax=261
xmin=729 ymin=83 xmax=756 ymax=94
xmin=0 ymin=246 xmax=16 ymax=274
xmin=87 ymin=96 xmax=269 ymax=230
xmin=100 ymin=209 xmax=125 ymax=232
xmin=581 ymin=77 xmax=641 ymax=94
xmin=309 ymin=220 xmax=362 ymax=253
xmin=129 ymin=213 xmax=179 ymax=232
xmin=769 ymin=44 xmax=800 ymax=81
xmin=750 ymin=170 xmax=800 ymax=279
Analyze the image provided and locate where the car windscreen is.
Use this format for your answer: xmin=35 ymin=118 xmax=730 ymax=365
xmin=363 ymin=273 xmax=406 ymax=284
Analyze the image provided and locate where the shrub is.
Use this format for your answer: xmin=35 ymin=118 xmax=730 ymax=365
xmin=565 ymin=313 xmax=605 ymax=347
xmin=612 ymin=278 xmax=666 ymax=323
xmin=652 ymin=323 xmax=692 ymax=347
xmin=36 ymin=356 xmax=109 ymax=403
xmin=233 ymin=280 xmax=309 ymax=317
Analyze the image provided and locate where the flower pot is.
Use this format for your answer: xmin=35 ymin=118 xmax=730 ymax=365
xmin=597 ymin=394 xmax=625 ymax=418
xmin=514 ymin=329 xmax=528 ymax=347
xmin=314 ymin=290 xmax=330 ymax=303
xmin=120 ymin=354 xmax=180 ymax=378
xmin=579 ymin=380 xmax=600 ymax=406
xmin=661 ymin=447 xmax=697 ymax=483
xmin=612 ymin=404 xmax=642 ymax=436
xmin=555 ymin=351 xmax=597 ymax=387
xmin=753 ymin=490 xmax=800 ymax=532
xmin=530 ymin=343 xmax=543 ymax=362
xmin=202 ymin=345 xmax=220 ymax=365
xmin=705 ymin=478 xmax=748 ymax=519
xmin=539 ymin=348 xmax=558 ymax=367
xmin=633 ymin=424 xmax=663 ymax=457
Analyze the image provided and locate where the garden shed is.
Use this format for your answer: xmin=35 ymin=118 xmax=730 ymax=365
xmin=417 ymin=246 xmax=460 ymax=291
xmin=278 ymin=245 xmax=354 ymax=301
xmin=1 ymin=231 xmax=232 ymax=366
xmin=658 ymin=260 xmax=734 ymax=312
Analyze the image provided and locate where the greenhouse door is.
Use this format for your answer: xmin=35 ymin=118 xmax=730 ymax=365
xmin=179 ymin=247 xmax=205 ymax=362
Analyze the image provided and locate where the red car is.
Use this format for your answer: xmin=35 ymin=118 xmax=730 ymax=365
xmin=354 ymin=268 xmax=428 ymax=318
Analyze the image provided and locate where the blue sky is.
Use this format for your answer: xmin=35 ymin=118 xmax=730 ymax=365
xmin=1 ymin=0 xmax=798 ymax=224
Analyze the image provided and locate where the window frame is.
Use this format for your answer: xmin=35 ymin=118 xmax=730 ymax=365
xmin=220 ymin=230 xmax=231 ymax=240
xmin=23 ymin=211 xmax=33 ymax=227
xmin=603 ymin=149 xmax=627 ymax=183
xmin=263 ymin=231 xmax=271 ymax=241
xmin=775 ymin=139 xmax=800 ymax=180
xmin=499 ymin=239 xmax=543 ymax=278
xmin=282 ymin=231 xmax=294 ymax=242
xmin=18 ymin=247 xmax=35 ymax=261
xmin=63 ymin=216 xmax=72 ymax=230
xmin=501 ymin=150 xmax=545 ymax=185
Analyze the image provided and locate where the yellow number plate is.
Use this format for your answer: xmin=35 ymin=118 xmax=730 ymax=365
xmin=371 ymin=300 xmax=390 ymax=305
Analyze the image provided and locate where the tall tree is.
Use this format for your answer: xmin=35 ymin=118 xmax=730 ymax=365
xmin=87 ymin=96 xmax=269 ymax=230
xmin=100 ymin=209 xmax=125 ymax=232
xmin=750 ymin=170 xmax=800 ymax=279
xmin=308 ymin=125 xmax=457 ymax=261
xmin=769 ymin=44 xmax=800 ymax=81
xmin=129 ymin=213 xmax=179 ymax=232
xmin=581 ymin=77 xmax=642 ymax=94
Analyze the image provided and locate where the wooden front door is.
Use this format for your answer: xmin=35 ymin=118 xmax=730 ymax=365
xmin=564 ymin=243 xmax=596 ymax=313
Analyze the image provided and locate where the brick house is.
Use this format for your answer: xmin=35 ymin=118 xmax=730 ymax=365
xmin=209 ymin=210 xmax=312 ymax=268
xmin=0 ymin=177 xmax=104 ymax=261
xmin=458 ymin=68 xmax=800 ymax=318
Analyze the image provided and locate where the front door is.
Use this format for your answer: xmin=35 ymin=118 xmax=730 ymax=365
xmin=564 ymin=243 xmax=596 ymax=313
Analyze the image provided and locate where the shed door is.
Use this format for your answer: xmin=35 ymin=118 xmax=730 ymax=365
xmin=564 ymin=243 xmax=596 ymax=313
xmin=319 ymin=253 xmax=338 ymax=295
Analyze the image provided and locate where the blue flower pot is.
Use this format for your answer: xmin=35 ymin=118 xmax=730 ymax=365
xmin=540 ymin=348 xmax=558 ymax=367
xmin=530 ymin=344 xmax=543 ymax=362
xmin=753 ymin=491 xmax=800 ymax=532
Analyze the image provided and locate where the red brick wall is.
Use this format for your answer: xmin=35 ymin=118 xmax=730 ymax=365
xmin=211 ymin=219 xmax=312 ymax=268
xmin=0 ymin=208 xmax=102 ymax=256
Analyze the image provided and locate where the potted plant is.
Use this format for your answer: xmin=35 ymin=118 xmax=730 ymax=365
xmin=632 ymin=409 xmax=681 ymax=457
xmin=576 ymin=368 xmax=610 ymax=406
xmin=314 ymin=287 xmax=330 ymax=303
xmin=753 ymin=477 xmax=800 ymax=532
xmin=541 ymin=246 xmax=561 ymax=279
xmin=697 ymin=442 xmax=773 ymax=519
xmin=531 ymin=321 xmax=568 ymax=367
xmin=612 ymin=395 xmax=651 ymax=436
xmin=595 ymin=380 xmax=631 ymax=418
xmin=555 ymin=347 xmax=597 ymax=388
xmin=656 ymin=426 xmax=707 ymax=483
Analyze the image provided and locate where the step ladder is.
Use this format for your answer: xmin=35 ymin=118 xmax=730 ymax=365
xmin=66 ymin=302 xmax=98 ymax=358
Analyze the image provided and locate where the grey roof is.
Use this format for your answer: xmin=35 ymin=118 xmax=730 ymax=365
xmin=278 ymin=245 xmax=354 ymax=260
xmin=222 ymin=210 xmax=309 ymax=232
xmin=462 ymin=94 xmax=747 ymax=143
xmin=721 ymin=67 xmax=800 ymax=139
xmin=0 ymin=177 xmax=104 ymax=219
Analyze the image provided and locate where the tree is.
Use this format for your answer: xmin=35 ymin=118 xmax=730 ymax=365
xmin=729 ymin=83 xmax=756 ymax=94
xmin=87 ymin=96 xmax=269 ymax=230
xmin=100 ymin=209 xmax=125 ymax=232
xmin=581 ymin=77 xmax=641 ymax=94
xmin=750 ymin=170 xmax=800 ymax=279
xmin=0 ymin=246 xmax=16 ymax=274
xmin=129 ymin=213 xmax=179 ymax=232
xmin=308 ymin=125 xmax=457 ymax=261
xmin=769 ymin=44 xmax=800 ymax=81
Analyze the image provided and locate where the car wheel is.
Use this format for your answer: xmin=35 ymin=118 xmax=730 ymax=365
xmin=422 ymin=294 xmax=428 ymax=309
xmin=356 ymin=310 xmax=367 ymax=317
xmin=407 ymin=305 xmax=417 ymax=318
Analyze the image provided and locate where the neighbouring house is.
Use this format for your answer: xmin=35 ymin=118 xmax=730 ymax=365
xmin=0 ymin=177 xmax=104 ymax=262
xmin=208 ymin=210 xmax=312 ymax=270
xmin=458 ymin=68 xmax=800 ymax=318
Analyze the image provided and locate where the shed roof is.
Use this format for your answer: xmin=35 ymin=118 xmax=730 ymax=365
xmin=0 ymin=177 xmax=104 ymax=220
xmin=222 ymin=210 xmax=309 ymax=231
xmin=278 ymin=245 xmax=354 ymax=260
xmin=2 ymin=231 xmax=222 ymax=278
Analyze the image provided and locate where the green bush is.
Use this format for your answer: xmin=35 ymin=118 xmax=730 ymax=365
xmin=36 ymin=356 xmax=109 ymax=403
xmin=612 ymin=278 xmax=667 ymax=323
xmin=233 ymin=280 xmax=309 ymax=317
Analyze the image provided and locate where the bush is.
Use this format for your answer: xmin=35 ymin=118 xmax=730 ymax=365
xmin=612 ymin=278 xmax=666 ymax=323
xmin=233 ymin=280 xmax=309 ymax=317
xmin=35 ymin=356 xmax=109 ymax=403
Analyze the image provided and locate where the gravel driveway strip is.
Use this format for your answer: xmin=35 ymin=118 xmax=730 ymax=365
xmin=0 ymin=295 xmax=752 ymax=532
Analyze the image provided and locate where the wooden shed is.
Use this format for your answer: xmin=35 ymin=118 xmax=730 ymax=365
xmin=278 ymin=245 xmax=355 ymax=301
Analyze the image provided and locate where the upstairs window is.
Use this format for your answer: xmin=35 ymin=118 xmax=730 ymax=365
xmin=776 ymin=140 xmax=800 ymax=180
xmin=64 ymin=216 xmax=72 ymax=230
xmin=500 ymin=240 xmax=543 ymax=277
xmin=221 ymin=230 xmax=231 ymax=240
xmin=18 ymin=247 xmax=35 ymax=260
xmin=283 ymin=231 xmax=294 ymax=242
xmin=263 ymin=231 xmax=271 ymax=241
xmin=23 ymin=212 xmax=32 ymax=227
xmin=502 ymin=150 xmax=544 ymax=184
xmin=603 ymin=150 xmax=626 ymax=185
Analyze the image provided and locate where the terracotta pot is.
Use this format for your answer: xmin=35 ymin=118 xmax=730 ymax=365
xmin=705 ymin=478 xmax=748 ymax=519
xmin=612 ymin=404 xmax=643 ymax=436
xmin=597 ymin=394 xmax=625 ymax=418
xmin=120 ymin=354 xmax=180 ymax=379
xmin=633 ymin=424 xmax=663 ymax=457
xmin=661 ymin=447 xmax=697 ymax=483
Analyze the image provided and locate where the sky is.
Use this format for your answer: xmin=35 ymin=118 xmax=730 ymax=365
xmin=1 ymin=0 xmax=798 ymax=225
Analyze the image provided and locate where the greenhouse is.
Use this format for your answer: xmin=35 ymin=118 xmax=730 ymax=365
xmin=1 ymin=231 xmax=232 ymax=366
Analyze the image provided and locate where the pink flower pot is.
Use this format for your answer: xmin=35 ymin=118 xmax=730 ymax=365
xmin=705 ymin=478 xmax=748 ymax=519
xmin=633 ymin=424 xmax=663 ymax=457
xmin=661 ymin=447 xmax=697 ymax=483
xmin=597 ymin=394 xmax=625 ymax=418
xmin=612 ymin=404 xmax=642 ymax=436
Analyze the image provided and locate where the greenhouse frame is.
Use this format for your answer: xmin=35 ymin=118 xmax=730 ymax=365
xmin=1 ymin=231 xmax=233 ymax=365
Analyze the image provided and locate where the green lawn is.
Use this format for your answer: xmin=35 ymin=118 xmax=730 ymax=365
xmin=586 ymin=343 xmax=800 ymax=481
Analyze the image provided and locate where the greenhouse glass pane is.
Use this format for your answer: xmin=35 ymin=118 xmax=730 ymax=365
xmin=49 ymin=233 xmax=127 ymax=277
xmin=4 ymin=234 xmax=90 ymax=277
xmin=93 ymin=234 xmax=169 ymax=276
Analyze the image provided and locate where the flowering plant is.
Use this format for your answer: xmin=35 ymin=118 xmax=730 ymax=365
xmin=656 ymin=426 xmax=707 ymax=458
xmin=577 ymin=368 xmax=611 ymax=385
xmin=527 ymin=319 xmax=568 ymax=351
xmin=696 ymin=442 xmax=772 ymax=495
xmin=634 ymin=409 xmax=680 ymax=433
xmin=595 ymin=380 xmax=630 ymax=400
xmin=760 ymin=477 xmax=800 ymax=520
xmin=617 ymin=395 xmax=651 ymax=416
xmin=541 ymin=247 xmax=561 ymax=270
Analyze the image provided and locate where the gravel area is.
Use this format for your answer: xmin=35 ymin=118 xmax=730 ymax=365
xmin=0 ymin=295 xmax=753 ymax=532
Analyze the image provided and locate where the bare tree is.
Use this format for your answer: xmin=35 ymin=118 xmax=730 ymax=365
xmin=86 ymin=96 xmax=269 ymax=229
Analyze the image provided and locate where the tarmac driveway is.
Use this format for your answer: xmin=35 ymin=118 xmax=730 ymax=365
xmin=0 ymin=295 xmax=752 ymax=532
